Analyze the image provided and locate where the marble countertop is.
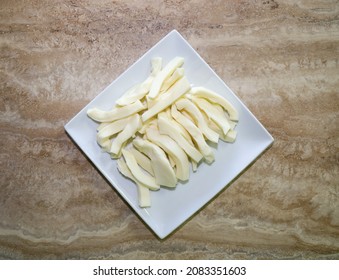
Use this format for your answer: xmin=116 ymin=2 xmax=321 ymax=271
xmin=1 ymin=0 xmax=338 ymax=259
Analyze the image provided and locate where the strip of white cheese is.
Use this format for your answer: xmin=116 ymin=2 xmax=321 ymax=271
xmin=190 ymin=87 xmax=238 ymax=121
xmin=146 ymin=124 xmax=190 ymax=181
xmin=192 ymin=96 xmax=231 ymax=136
xmin=97 ymin=116 xmax=131 ymax=140
xmin=87 ymin=100 xmax=145 ymax=122
xmin=121 ymin=149 xmax=160 ymax=191
xmin=160 ymin=67 xmax=185 ymax=93
xmin=141 ymin=76 xmax=191 ymax=122
xmin=151 ymin=57 xmax=163 ymax=77
xmin=148 ymin=57 xmax=184 ymax=99
xmin=157 ymin=114 xmax=203 ymax=163
xmin=175 ymin=98 xmax=219 ymax=143
xmin=133 ymin=138 xmax=177 ymax=188
xmin=115 ymin=77 xmax=153 ymax=106
xmin=129 ymin=146 xmax=154 ymax=176
xmin=110 ymin=114 xmax=142 ymax=156
xmin=117 ymin=157 xmax=151 ymax=208
xmin=171 ymin=104 xmax=214 ymax=164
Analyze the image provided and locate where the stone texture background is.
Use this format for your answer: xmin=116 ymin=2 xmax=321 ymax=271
xmin=0 ymin=0 xmax=338 ymax=259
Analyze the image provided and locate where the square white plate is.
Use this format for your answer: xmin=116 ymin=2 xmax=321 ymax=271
xmin=65 ymin=30 xmax=274 ymax=239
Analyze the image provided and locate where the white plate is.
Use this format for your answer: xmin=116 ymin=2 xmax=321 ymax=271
xmin=65 ymin=30 xmax=274 ymax=239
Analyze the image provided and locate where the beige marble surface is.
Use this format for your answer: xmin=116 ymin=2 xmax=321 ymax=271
xmin=1 ymin=0 xmax=338 ymax=259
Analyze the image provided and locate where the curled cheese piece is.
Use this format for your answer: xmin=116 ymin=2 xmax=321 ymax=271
xmin=129 ymin=146 xmax=154 ymax=176
xmin=158 ymin=114 xmax=203 ymax=163
xmin=190 ymin=87 xmax=238 ymax=121
xmin=146 ymin=124 xmax=190 ymax=181
xmin=148 ymin=57 xmax=184 ymax=99
xmin=97 ymin=116 xmax=131 ymax=141
xmin=175 ymin=98 xmax=219 ymax=143
xmin=87 ymin=100 xmax=145 ymax=122
xmin=110 ymin=114 xmax=142 ymax=156
xmin=192 ymin=96 xmax=231 ymax=136
xmin=133 ymin=138 xmax=177 ymax=188
xmin=160 ymin=67 xmax=185 ymax=93
xmin=117 ymin=158 xmax=151 ymax=208
xmin=171 ymin=105 xmax=214 ymax=164
xmin=121 ymin=149 xmax=160 ymax=191
xmin=141 ymin=76 xmax=191 ymax=122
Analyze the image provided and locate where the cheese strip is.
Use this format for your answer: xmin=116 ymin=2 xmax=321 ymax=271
xmin=133 ymin=139 xmax=177 ymax=188
xmin=190 ymin=87 xmax=238 ymax=121
xmin=151 ymin=57 xmax=162 ymax=76
xmin=115 ymin=77 xmax=153 ymax=106
xmin=191 ymin=160 xmax=198 ymax=172
xmin=117 ymin=158 xmax=151 ymax=208
xmin=208 ymin=119 xmax=238 ymax=143
xmin=148 ymin=57 xmax=184 ymax=99
xmin=110 ymin=114 xmax=142 ymax=156
xmin=121 ymin=149 xmax=160 ymax=191
xmin=223 ymin=129 xmax=237 ymax=142
xmin=171 ymin=104 xmax=214 ymax=164
xmin=141 ymin=76 xmax=191 ymax=122
xmin=97 ymin=122 xmax=111 ymax=132
xmin=158 ymin=111 xmax=194 ymax=145
xmin=192 ymin=96 xmax=231 ymax=136
xmin=116 ymin=58 xmax=162 ymax=106
xmin=96 ymin=134 xmax=111 ymax=152
xmin=97 ymin=116 xmax=131 ymax=140
xmin=211 ymin=103 xmax=238 ymax=130
xmin=160 ymin=68 xmax=185 ymax=93
xmin=158 ymin=114 xmax=203 ymax=163
xmin=87 ymin=100 xmax=145 ymax=122
xmin=175 ymin=98 xmax=219 ymax=143
xmin=146 ymin=124 xmax=190 ymax=181
xmin=129 ymin=146 xmax=154 ymax=176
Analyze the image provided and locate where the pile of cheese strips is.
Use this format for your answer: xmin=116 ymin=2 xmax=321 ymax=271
xmin=87 ymin=57 xmax=238 ymax=207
